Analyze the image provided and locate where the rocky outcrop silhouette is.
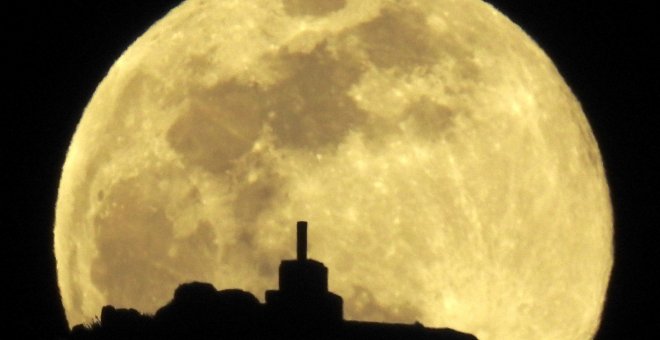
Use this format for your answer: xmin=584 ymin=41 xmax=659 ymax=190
xmin=69 ymin=305 xmax=152 ymax=340
xmin=154 ymin=283 xmax=264 ymax=339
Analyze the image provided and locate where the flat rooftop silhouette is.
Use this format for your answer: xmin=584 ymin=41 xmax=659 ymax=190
xmin=69 ymin=221 xmax=477 ymax=340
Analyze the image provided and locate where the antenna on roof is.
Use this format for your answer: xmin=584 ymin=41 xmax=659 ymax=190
xmin=297 ymin=221 xmax=307 ymax=261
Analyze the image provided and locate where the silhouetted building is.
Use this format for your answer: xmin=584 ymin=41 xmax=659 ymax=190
xmin=69 ymin=221 xmax=476 ymax=340
xmin=264 ymin=221 xmax=344 ymax=338
xmin=263 ymin=221 xmax=475 ymax=339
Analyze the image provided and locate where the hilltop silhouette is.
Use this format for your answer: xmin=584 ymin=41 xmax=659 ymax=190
xmin=69 ymin=221 xmax=477 ymax=340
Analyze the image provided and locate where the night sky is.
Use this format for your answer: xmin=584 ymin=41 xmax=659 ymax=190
xmin=10 ymin=1 xmax=655 ymax=339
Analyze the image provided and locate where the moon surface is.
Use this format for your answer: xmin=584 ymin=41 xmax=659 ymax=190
xmin=55 ymin=0 xmax=612 ymax=339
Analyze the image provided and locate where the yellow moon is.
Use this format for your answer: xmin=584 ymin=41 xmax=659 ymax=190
xmin=55 ymin=0 xmax=612 ymax=339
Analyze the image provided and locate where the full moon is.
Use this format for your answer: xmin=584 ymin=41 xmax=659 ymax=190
xmin=55 ymin=0 xmax=612 ymax=339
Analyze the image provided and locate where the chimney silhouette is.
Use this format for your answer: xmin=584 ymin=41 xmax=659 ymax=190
xmin=297 ymin=221 xmax=307 ymax=261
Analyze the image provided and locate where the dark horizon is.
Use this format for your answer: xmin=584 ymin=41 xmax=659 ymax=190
xmin=9 ymin=1 xmax=655 ymax=339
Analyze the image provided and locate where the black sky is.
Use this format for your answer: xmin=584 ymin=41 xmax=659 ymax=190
xmin=9 ymin=1 xmax=656 ymax=339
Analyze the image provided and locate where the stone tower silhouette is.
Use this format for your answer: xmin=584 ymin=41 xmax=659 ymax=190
xmin=265 ymin=221 xmax=343 ymax=336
